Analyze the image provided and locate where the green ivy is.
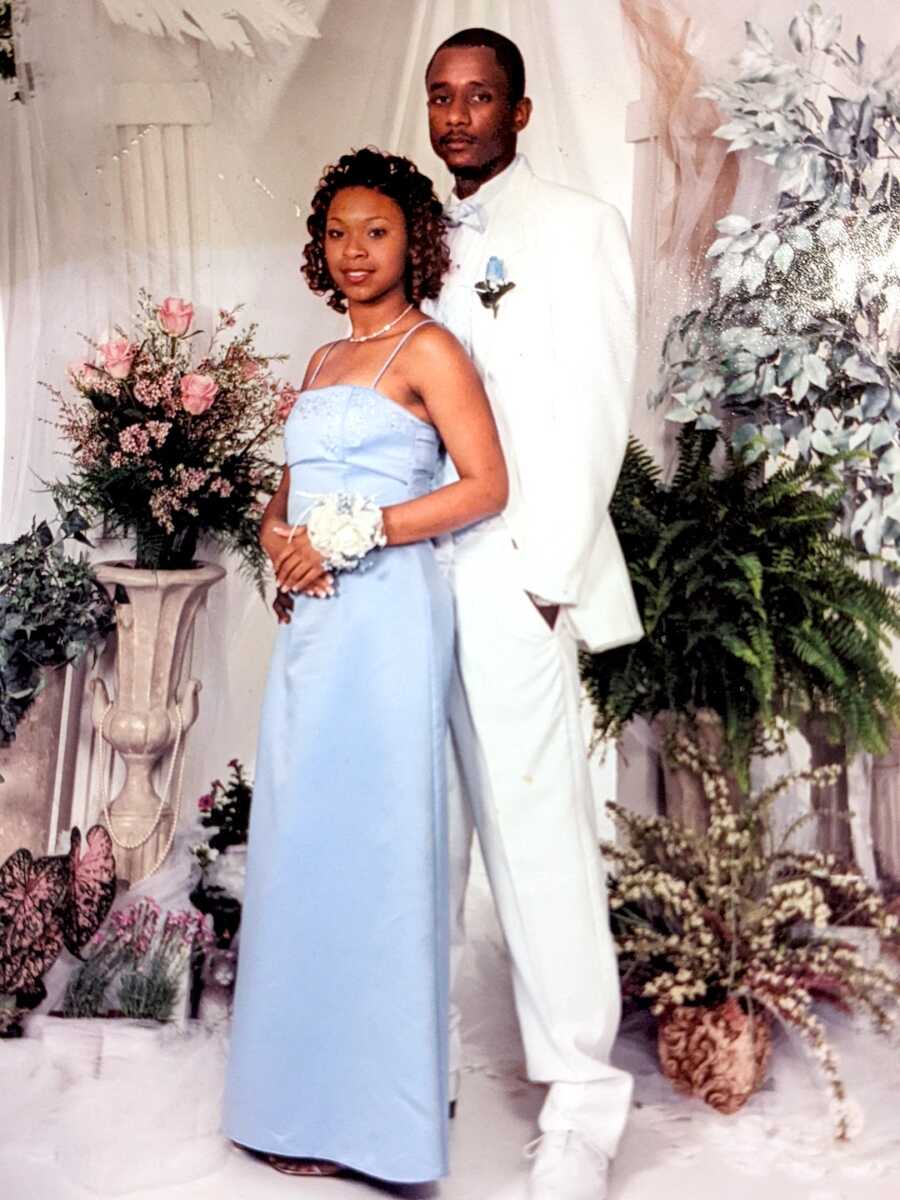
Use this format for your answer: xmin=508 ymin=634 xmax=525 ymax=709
xmin=0 ymin=514 xmax=115 ymax=745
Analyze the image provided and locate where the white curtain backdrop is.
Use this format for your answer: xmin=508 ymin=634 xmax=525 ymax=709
xmin=4 ymin=0 xmax=897 ymax=866
xmin=1 ymin=0 xmax=637 ymax=839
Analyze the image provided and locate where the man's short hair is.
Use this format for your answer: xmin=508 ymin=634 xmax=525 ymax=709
xmin=426 ymin=27 xmax=526 ymax=105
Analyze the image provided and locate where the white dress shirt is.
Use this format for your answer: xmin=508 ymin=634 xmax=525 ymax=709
xmin=433 ymin=155 xmax=525 ymax=355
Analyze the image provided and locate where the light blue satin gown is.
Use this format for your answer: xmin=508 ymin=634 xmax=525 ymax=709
xmin=224 ymin=322 xmax=452 ymax=1182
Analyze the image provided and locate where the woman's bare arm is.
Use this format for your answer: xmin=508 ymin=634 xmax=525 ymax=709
xmin=260 ymin=346 xmax=335 ymax=602
xmin=381 ymin=325 xmax=508 ymax=545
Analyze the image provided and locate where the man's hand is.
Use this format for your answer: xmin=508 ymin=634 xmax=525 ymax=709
xmin=273 ymin=589 xmax=294 ymax=625
xmin=527 ymin=594 xmax=559 ymax=630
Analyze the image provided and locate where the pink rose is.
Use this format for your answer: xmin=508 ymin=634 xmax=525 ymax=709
xmin=98 ymin=339 xmax=136 ymax=380
xmin=180 ymin=373 xmax=218 ymax=415
xmin=197 ymin=793 xmax=214 ymax=813
xmin=158 ymin=296 xmax=194 ymax=337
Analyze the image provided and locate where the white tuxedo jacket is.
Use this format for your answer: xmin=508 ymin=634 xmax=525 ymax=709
xmin=428 ymin=158 xmax=643 ymax=654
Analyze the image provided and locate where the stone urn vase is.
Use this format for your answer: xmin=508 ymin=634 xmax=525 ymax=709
xmin=92 ymin=562 xmax=226 ymax=883
xmin=658 ymin=998 xmax=772 ymax=1114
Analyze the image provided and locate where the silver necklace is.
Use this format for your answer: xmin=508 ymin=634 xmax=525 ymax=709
xmin=349 ymin=303 xmax=413 ymax=343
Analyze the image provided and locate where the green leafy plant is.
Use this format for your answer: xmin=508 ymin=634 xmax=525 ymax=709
xmin=188 ymin=760 xmax=252 ymax=949
xmin=0 ymin=514 xmax=115 ymax=746
xmin=582 ymin=429 xmax=900 ymax=780
xmin=654 ymin=5 xmax=900 ymax=555
xmin=605 ymin=727 xmax=900 ymax=1138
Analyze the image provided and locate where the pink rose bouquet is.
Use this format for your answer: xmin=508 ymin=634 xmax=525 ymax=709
xmin=50 ymin=289 xmax=292 ymax=586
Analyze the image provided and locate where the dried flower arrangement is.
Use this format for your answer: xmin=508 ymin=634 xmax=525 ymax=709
xmin=605 ymin=726 xmax=900 ymax=1138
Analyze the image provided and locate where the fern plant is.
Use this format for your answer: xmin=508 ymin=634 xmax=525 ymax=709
xmin=581 ymin=429 xmax=900 ymax=781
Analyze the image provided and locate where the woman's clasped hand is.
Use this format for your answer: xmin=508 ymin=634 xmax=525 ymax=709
xmin=262 ymin=518 xmax=334 ymax=599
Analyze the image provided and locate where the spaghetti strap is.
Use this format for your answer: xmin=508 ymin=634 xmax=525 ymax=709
xmin=371 ymin=320 xmax=436 ymax=389
xmin=308 ymin=341 xmax=339 ymax=387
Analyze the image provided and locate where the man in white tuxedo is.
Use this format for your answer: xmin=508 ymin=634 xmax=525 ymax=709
xmin=422 ymin=28 xmax=643 ymax=1200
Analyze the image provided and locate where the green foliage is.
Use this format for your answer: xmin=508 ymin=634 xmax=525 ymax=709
xmin=0 ymin=515 xmax=114 ymax=745
xmin=0 ymin=3 xmax=15 ymax=85
xmin=196 ymin=759 xmax=252 ymax=853
xmin=117 ymin=965 xmax=179 ymax=1022
xmin=656 ymin=5 xmax=900 ymax=555
xmin=188 ymin=760 xmax=253 ymax=949
xmin=581 ymin=429 xmax=900 ymax=775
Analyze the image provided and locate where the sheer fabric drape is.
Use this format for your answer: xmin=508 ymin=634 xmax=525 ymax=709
xmin=0 ymin=0 xmax=636 ymax=835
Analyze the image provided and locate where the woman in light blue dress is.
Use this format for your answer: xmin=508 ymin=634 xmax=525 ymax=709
xmin=223 ymin=148 xmax=508 ymax=1183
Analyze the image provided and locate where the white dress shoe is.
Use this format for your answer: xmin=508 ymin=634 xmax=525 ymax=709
xmin=525 ymin=1130 xmax=610 ymax=1200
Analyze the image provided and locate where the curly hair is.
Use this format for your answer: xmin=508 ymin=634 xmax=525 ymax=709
xmin=302 ymin=147 xmax=450 ymax=314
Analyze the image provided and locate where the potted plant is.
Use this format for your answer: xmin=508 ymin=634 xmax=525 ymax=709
xmin=653 ymin=5 xmax=900 ymax=557
xmin=605 ymin=727 xmax=900 ymax=1138
xmin=187 ymin=760 xmax=253 ymax=1022
xmin=0 ymin=515 xmax=115 ymax=862
xmin=582 ymin=428 xmax=900 ymax=825
xmin=646 ymin=5 xmax=900 ymax=861
xmin=47 ymin=292 xmax=293 ymax=882
xmin=61 ymin=897 xmax=212 ymax=1024
xmin=0 ymin=825 xmax=116 ymax=1037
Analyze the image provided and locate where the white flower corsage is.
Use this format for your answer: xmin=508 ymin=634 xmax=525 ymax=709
xmin=474 ymin=255 xmax=515 ymax=318
xmin=302 ymin=492 xmax=387 ymax=573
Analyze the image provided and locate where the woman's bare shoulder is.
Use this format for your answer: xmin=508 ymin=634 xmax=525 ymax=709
xmin=301 ymin=341 xmax=339 ymax=388
xmin=407 ymin=320 xmax=470 ymax=367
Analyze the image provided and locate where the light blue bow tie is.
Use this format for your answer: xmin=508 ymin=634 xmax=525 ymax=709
xmin=444 ymin=196 xmax=486 ymax=233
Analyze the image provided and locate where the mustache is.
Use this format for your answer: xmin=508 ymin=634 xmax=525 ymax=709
xmin=439 ymin=133 xmax=476 ymax=145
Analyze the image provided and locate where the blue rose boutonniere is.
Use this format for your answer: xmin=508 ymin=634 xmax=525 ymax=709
xmin=474 ymin=256 xmax=515 ymax=319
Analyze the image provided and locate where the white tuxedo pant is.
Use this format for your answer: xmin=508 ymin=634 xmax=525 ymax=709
xmin=447 ymin=522 xmax=633 ymax=1159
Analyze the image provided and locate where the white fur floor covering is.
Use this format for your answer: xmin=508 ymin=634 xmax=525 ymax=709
xmin=2 ymin=847 xmax=900 ymax=1200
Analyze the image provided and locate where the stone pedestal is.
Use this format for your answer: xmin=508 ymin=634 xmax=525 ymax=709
xmin=0 ymin=667 xmax=67 ymax=864
xmin=93 ymin=561 xmax=225 ymax=882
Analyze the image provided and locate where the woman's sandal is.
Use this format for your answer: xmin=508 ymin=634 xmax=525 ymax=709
xmin=264 ymin=1154 xmax=343 ymax=1176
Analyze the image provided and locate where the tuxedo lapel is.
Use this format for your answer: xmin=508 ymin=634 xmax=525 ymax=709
xmin=470 ymin=163 xmax=537 ymax=373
